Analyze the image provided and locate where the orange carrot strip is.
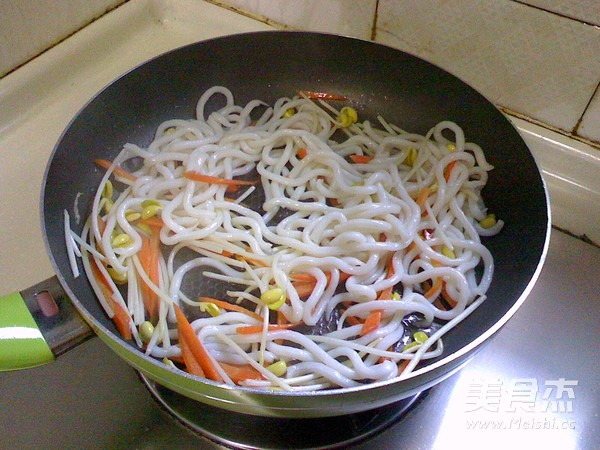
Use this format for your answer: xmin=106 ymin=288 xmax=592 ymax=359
xmin=198 ymin=297 xmax=264 ymax=323
xmin=298 ymin=90 xmax=347 ymax=101
xmin=441 ymin=284 xmax=458 ymax=307
xmin=444 ymin=161 xmax=457 ymax=182
xmin=415 ymin=186 xmax=432 ymax=214
xmin=90 ymin=260 xmax=132 ymax=340
xmin=376 ymin=256 xmax=396 ymax=301
xmin=361 ymin=254 xmax=395 ymax=336
xmin=183 ymin=171 xmax=257 ymax=187
xmin=174 ymin=304 xmax=223 ymax=382
xmin=346 ymin=315 xmax=362 ymax=326
xmin=138 ymin=216 xmax=165 ymax=228
xmin=291 ymin=271 xmax=344 ymax=283
xmin=95 ymin=159 xmax=137 ymax=182
xmin=398 ymin=359 xmax=411 ymax=374
xmin=289 ymin=273 xmax=316 ymax=282
xmin=219 ymin=362 xmax=264 ymax=384
xmin=234 ymin=254 xmax=269 ymax=268
xmin=137 ymin=227 xmax=160 ymax=322
xmin=349 ymin=154 xmax=373 ymax=164
xmin=236 ymin=323 xmax=299 ymax=335
xmin=179 ymin=333 xmax=205 ymax=377
xmin=292 ymin=280 xmax=317 ymax=298
xmin=424 ymin=277 xmax=443 ymax=300
xmin=360 ymin=310 xmax=382 ymax=336
xmin=297 ymin=148 xmax=308 ymax=159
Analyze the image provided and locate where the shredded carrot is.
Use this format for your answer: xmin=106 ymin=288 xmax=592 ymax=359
xmin=297 ymin=148 xmax=308 ymax=159
xmin=424 ymin=277 xmax=443 ymax=300
xmin=95 ymin=159 xmax=137 ymax=182
xmin=292 ymin=280 xmax=317 ymax=298
xmin=441 ymin=284 xmax=458 ymax=307
xmin=236 ymin=323 xmax=298 ymax=335
xmin=174 ymin=304 xmax=223 ymax=382
xmin=416 ymin=186 xmax=431 ymax=213
xmin=179 ymin=333 xmax=205 ymax=377
xmin=137 ymin=226 xmax=161 ymax=322
xmin=376 ymin=256 xmax=396 ymax=301
xmin=398 ymin=359 xmax=411 ymax=374
xmin=234 ymin=253 xmax=269 ymax=268
xmin=298 ymin=90 xmax=347 ymax=101
xmin=198 ymin=297 xmax=263 ymax=323
xmin=138 ymin=216 xmax=165 ymax=228
xmin=444 ymin=161 xmax=457 ymax=182
xmin=360 ymin=254 xmax=395 ymax=336
xmin=346 ymin=315 xmax=362 ymax=326
xmin=289 ymin=271 xmax=351 ymax=283
xmin=349 ymin=154 xmax=373 ymax=164
xmin=183 ymin=171 xmax=257 ymax=187
xmin=219 ymin=362 xmax=264 ymax=383
xmin=360 ymin=310 xmax=382 ymax=336
xmin=289 ymin=273 xmax=317 ymax=283
xmin=90 ymin=259 xmax=132 ymax=340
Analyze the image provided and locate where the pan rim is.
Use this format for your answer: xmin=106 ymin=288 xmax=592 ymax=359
xmin=40 ymin=30 xmax=551 ymax=403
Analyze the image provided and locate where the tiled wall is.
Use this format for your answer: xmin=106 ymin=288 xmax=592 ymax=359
xmin=214 ymin=0 xmax=600 ymax=146
xmin=2 ymin=0 xmax=599 ymax=146
xmin=0 ymin=0 xmax=126 ymax=77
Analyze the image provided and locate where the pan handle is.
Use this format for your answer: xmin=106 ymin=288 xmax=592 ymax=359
xmin=0 ymin=276 xmax=94 ymax=371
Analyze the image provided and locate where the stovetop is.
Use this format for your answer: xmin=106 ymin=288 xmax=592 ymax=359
xmin=2 ymin=229 xmax=598 ymax=449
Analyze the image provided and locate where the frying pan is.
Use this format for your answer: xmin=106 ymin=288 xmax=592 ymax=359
xmin=4 ymin=31 xmax=549 ymax=418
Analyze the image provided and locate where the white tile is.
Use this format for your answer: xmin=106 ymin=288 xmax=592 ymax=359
xmin=510 ymin=116 xmax=600 ymax=243
xmin=375 ymin=0 xmax=600 ymax=134
xmin=518 ymin=0 xmax=600 ymax=26
xmin=0 ymin=0 xmax=272 ymax=293
xmin=577 ymin=88 xmax=600 ymax=143
xmin=215 ymin=0 xmax=377 ymax=39
xmin=0 ymin=0 xmax=126 ymax=77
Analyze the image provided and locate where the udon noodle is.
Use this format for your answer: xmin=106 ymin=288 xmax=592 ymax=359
xmin=65 ymin=86 xmax=503 ymax=391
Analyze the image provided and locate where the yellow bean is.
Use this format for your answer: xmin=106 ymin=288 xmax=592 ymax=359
xmin=102 ymin=198 xmax=114 ymax=214
xmin=479 ymin=213 xmax=497 ymax=229
xmin=402 ymin=341 xmax=420 ymax=352
xmin=141 ymin=199 xmax=161 ymax=208
xmin=139 ymin=321 xmax=155 ymax=343
xmin=141 ymin=204 xmax=162 ymax=220
xmin=261 ymin=288 xmax=286 ymax=310
xmin=125 ymin=210 xmax=141 ymax=222
xmin=136 ymin=223 xmax=152 ymax=236
xmin=413 ymin=331 xmax=428 ymax=343
xmin=283 ymin=107 xmax=296 ymax=118
xmin=112 ymin=233 xmax=132 ymax=248
xmin=266 ymin=360 xmax=288 ymax=377
xmin=200 ymin=302 xmax=221 ymax=317
xmin=338 ymin=107 xmax=358 ymax=128
xmin=441 ymin=245 xmax=456 ymax=259
xmin=102 ymin=180 xmax=113 ymax=199
xmin=107 ymin=267 xmax=128 ymax=284
xmin=406 ymin=148 xmax=418 ymax=167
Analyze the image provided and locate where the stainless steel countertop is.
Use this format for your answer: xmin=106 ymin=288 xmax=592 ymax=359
xmin=2 ymin=228 xmax=598 ymax=449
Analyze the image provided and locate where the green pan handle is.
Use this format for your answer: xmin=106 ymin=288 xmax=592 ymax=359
xmin=0 ymin=277 xmax=94 ymax=371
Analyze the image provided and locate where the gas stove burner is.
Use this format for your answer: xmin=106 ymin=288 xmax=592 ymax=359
xmin=139 ymin=374 xmax=425 ymax=449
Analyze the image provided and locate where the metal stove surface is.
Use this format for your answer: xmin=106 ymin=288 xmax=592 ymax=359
xmin=2 ymin=228 xmax=598 ymax=449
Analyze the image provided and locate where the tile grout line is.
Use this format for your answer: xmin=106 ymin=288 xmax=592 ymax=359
xmin=510 ymin=0 xmax=600 ymax=28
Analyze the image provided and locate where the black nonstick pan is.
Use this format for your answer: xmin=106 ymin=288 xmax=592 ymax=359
xmin=29 ymin=31 xmax=550 ymax=418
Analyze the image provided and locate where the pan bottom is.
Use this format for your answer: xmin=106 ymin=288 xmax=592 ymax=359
xmin=139 ymin=373 xmax=426 ymax=449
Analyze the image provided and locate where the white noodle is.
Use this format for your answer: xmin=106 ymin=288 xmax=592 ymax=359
xmin=64 ymin=86 xmax=503 ymax=391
